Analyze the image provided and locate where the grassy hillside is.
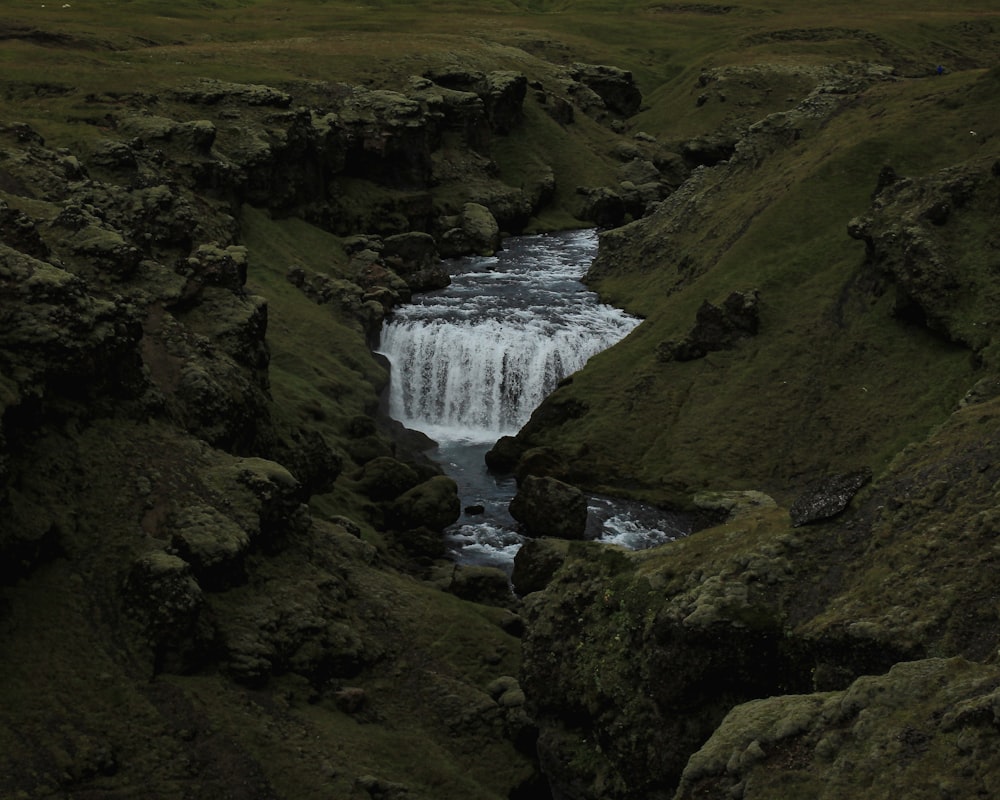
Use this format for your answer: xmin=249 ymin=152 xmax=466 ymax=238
xmin=3 ymin=1 xmax=1000 ymax=798
xmin=524 ymin=63 xmax=1000 ymax=502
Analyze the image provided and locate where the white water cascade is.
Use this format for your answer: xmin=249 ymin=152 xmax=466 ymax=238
xmin=378 ymin=229 xmax=639 ymax=443
xmin=377 ymin=229 xmax=690 ymax=570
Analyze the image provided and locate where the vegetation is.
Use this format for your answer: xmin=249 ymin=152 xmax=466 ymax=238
xmin=2 ymin=0 xmax=1000 ymax=798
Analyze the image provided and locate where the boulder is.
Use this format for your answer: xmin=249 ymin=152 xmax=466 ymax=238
xmin=353 ymin=456 xmax=422 ymax=502
xmin=444 ymin=564 xmax=516 ymax=608
xmin=575 ymin=186 xmax=626 ymax=228
xmin=484 ymin=435 xmax=525 ymax=473
xmin=508 ymin=475 xmax=588 ymax=539
xmin=168 ymin=504 xmax=250 ymax=590
xmin=511 ymin=537 xmax=570 ymax=595
xmin=440 ymin=202 xmax=501 ymax=257
xmin=381 ymin=231 xmax=449 ymax=292
xmin=386 ymin=475 xmax=461 ymax=532
xmin=657 ymin=289 xmax=761 ymax=362
xmin=789 ymin=468 xmax=872 ymax=526
xmin=122 ymin=550 xmax=209 ymax=674
xmin=569 ymin=63 xmax=642 ymax=117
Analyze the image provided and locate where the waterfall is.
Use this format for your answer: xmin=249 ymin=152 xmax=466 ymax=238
xmin=375 ymin=229 xmax=692 ymax=571
xmin=376 ymin=229 xmax=640 ymax=443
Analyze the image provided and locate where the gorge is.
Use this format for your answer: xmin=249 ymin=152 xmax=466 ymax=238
xmin=2 ymin=2 xmax=1000 ymax=799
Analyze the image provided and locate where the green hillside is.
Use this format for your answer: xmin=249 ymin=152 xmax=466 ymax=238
xmin=3 ymin=1 xmax=1000 ymax=798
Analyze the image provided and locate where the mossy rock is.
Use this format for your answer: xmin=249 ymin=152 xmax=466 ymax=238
xmin=386 ymin=475 xmax=461 ymax=532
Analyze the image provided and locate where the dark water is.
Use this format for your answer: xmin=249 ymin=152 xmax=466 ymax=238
xmin=377 ymin=230 xmax=692 ymax=570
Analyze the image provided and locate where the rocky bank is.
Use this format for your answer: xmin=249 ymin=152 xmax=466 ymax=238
xmin=3 ymin=9 xmax=1000 ymax=800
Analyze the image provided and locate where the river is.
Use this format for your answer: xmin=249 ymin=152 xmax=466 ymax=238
xmin=377 ymin=229 xmax=693 ymax=571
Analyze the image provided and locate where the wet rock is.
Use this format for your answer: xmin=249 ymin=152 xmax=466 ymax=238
xmin=789 ymin=468 xmax=872 ymax=526
xmin=509 ymin=475 xmax=588 ymax=539
xmin=485 ymin=435 xmax=525 ymax=473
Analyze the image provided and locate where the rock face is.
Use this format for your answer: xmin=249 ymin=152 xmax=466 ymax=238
xmin=509 ymin=475 xmax=589 ymax=539
xmin=788 ymin=468 xmax=872 ymax=526
xmin=569 ymin=63 xmax=643 ymax=118
xmin=3 ymin=11 xmax=1000 ymax=800
xmin=847 ymin=161 xmax=998 ymax=349
xmin=676 ymin=658 xmax=1000 ymax=800
xmin=518 ymin=393 xmax=1000 ymax=798
xmin=657 ymin=289 xmax=761 ymax=362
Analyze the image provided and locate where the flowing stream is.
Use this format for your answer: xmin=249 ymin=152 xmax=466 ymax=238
xmin=377 ymin=229 xmax=692 ymax=571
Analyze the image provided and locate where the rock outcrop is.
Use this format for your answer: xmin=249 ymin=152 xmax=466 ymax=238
xmin=509 ymin=475 xmax=589 ymax=539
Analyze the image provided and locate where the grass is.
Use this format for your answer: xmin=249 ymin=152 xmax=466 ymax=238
xmin=3 ymin=1 xmax=1000 ymax=796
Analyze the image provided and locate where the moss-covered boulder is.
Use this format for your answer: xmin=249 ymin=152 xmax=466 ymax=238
xmin=386 ymin=475 xmax=461 ymax=532
xmin=122 ymin=550 xmax=211 ymax=674
xmin=168 ymin=504 xmax=251 ymax=590
xmin=509 ymin=475 xmax=588 ymax=539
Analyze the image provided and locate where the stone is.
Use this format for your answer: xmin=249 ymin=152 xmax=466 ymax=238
xmin=459 ymin=201 xmax=501 ymax=256
xmin=789 ymin=468 xmax=872 ymax=526
xmin=657 ymin=290 xmax=761 ymax=362
xmin=483 ymin=71 xmax=528 ymax=134
xmin=511 ymin=537 xmax=570 ymax=595
xmin=575 ymin=186 xmax=626 ymax=228
xmin=353 ymin=456 xmax=421 ymax=502
xmin=508 ymin=475 xmax=588 ymax=539
xmin=122 ymin=550 xmax=209 ymax=674
xmin=569 ymin=63 xmax=642 ymax=117
xmin=386 ymin=475 xmax=461 ymax=532
xmin=681 ymin=133 xmax=739 ymax=166
xmin=484 ymin=435 xmax=524 ymax=473
xmin=168 ymin=503 xmax=250 ymax=589
xmin=333 ymin=686 xmax=368 ymax=714
xmin=445 ymin=564 xmax=515 ymax=608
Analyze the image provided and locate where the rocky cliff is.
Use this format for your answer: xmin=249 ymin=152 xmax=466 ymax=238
xmin=504 ymin=41 xmax=1000 ymax=800
xmin=3 ymin=3 xmax=1000 ymax=800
